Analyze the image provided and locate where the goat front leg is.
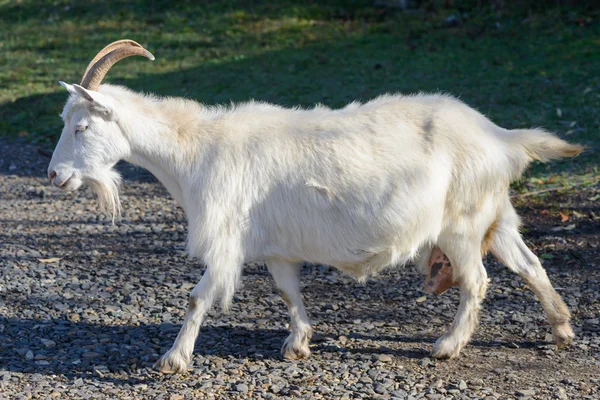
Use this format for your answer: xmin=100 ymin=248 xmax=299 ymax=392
xmin=266 ymin=259 xmax=313 ymax=360
xmin=155 ymin=253 xmax=241 ymax=374
xmin=154 ymin=271 xmax=218 ymax=374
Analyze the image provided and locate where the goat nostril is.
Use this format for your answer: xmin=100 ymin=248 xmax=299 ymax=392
xmin=49 ymin=170 xmax=57 ymax=180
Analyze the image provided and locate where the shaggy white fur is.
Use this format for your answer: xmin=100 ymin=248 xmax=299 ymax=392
xmin=48 ymin=82 xmax=581 ymax=374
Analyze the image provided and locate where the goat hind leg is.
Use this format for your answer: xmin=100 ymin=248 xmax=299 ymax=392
xmin=432 ymin=245 xmax=488 ymax=359
xmin=491 ymin=225 xmax=574 ymax=347
xmin=267 ymin=259 xmax=312 ymax=360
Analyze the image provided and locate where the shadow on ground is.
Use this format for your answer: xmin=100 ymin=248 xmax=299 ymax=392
xmin=0 ymin=314 xmax=560 ymax=383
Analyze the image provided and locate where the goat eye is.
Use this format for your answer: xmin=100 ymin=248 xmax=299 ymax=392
xmin=75 ymin=126 xmax=88 ymax=134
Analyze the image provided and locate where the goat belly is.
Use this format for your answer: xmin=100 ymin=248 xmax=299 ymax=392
xmin=424 ymin=247 xmax=456 ymax=294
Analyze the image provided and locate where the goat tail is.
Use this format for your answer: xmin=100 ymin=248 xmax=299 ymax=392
xmin=510 ymin=128 xmax=583 ymax=162
xmin=502 ymin=128 xmax=583 ymax=178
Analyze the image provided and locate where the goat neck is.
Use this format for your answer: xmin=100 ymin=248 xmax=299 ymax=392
xmin=112 ymin=86 xmax=212 ymax=212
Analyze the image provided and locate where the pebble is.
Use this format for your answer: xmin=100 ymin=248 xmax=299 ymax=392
xmin=557 ymin=387 xmax=568 ymax=400
xmin=516 ymin=389 xmax=536 ymax=397
xmin=235 ymin=383 xmax=249 ymax=393
xmin=82 ymin=352 xmax=102 ymax=359
xmin=378 ymin=354 xmax=393 ymax=363
xmin=419 ymin=358 xmax=432 ymax=367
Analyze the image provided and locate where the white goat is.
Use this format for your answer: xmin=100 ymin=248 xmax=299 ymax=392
xmin=48 ymin=40 xmax=582 ymax=374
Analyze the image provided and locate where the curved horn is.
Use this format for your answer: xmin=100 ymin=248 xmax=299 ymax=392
xmin=81 ymin=43 xmax=154 ymax=91
xmin=81 ymin=39 xmax=145 ymax=82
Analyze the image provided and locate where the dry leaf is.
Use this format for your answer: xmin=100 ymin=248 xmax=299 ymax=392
xmin=38 ymin=257 xmax=62 ymax=263
xmin=560 ymin=213 xmax=569 ymax=222
xmin=540 ymin=209 xmax=550 ymax=215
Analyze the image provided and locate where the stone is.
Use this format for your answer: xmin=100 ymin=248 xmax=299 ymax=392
xmin=82 ymin=352 xmax=102 ymax=359
xmin=557 ymin=387 xmax=568 ymax=400
xmin=235 ymin=383 xmax=249 ymax=393
xmin=378 ymin=354 xmax=393 ymax=363
xmin=516 ymin=389 xmax=536 ymax=397
xmin=419 ymin=358 xmax=432 ymax=367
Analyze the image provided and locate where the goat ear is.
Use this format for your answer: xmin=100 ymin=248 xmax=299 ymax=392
xmin=72 ymin=84 xmax=114 ymax=118
xmin=58 ymin=81 xmax=78 ymax=96
xmin=72 ymin=84 xmax=96 ymax=103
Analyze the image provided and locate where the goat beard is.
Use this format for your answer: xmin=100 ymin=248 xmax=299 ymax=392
xmin=87 ymin=169 xmax=122 ymax=224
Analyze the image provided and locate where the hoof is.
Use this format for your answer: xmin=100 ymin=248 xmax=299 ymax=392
xmin=431 ymin=335 xmax=463 ymax=360
xmin=281 ymin=332 xmax=311 ymax=360
xmin=553 ymin=323 xmax=575 ymax=349
xmin=282 ymin=344 xmax=311 ymax=360
xmin=154 ymin=349 xmax=190 ymax=374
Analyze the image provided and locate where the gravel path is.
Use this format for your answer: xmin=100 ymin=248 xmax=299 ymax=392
xmin=1 ymin=137 xmax=599 ymax=399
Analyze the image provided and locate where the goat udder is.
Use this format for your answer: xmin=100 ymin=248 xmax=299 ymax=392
xmin=424 ymin=247 xmax=456 ymax=294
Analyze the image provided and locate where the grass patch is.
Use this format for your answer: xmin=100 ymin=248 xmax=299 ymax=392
xmin=1 ymin=0 xmax=598 ymax=177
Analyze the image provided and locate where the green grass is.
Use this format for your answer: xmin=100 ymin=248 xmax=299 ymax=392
xmin=1 ymin=0 xmax=598 ymax=179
